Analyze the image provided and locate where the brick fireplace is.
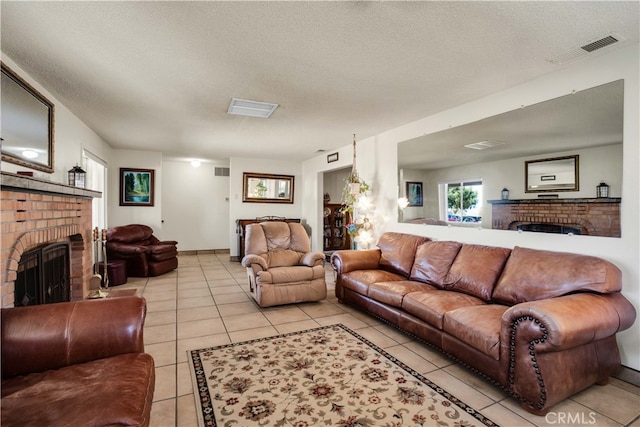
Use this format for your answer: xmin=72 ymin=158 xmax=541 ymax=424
xmin=1 ymin=172 xmax=101 ymax=308
xmin=489 ymin=197 xmax=621 ymax=237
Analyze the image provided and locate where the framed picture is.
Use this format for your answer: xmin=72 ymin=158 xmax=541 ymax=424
xmin=327 ymin=152 xmax=339 ymax=163
xmin=119 ymin=168 xmax=155 ymax=206
xmin=406 ymin=181 xmax=423 ymax=207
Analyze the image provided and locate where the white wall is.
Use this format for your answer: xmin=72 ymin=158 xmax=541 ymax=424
xmin=108 ymin=150 xmax=163 ymax=236
xmin=229 ymin=157 xmax=303 ymax=258
xmin=302 ymin=44 xmax=640 ymax=370
xmin=161 ymin=160 xmax=230 ymax=251
xmin=1 ymin=54 xmax=113 ymax=185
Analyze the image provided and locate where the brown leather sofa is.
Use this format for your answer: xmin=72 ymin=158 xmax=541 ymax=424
xmin=1 ymin=296 xmax=155 ymax=426
xmin=107 ymin=224 xmax=178 ymax=277
xmin=331 ymin=232 xmax=636 ymax=415
xmin=242 ymin=221 xmax=327 ymax=307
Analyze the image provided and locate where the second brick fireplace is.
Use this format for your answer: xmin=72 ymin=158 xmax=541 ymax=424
xmin=489 ymin=197 xmax=621 ymax=237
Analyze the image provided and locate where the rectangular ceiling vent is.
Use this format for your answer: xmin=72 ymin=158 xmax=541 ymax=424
xmin=464 ymin=140 xmax=505 ymax=150
xmin=214 ymin=167 xmax=230 ymax=177
xmin=547 ymin=32 xmax=625 ymax=65
xmin=227 ymin=98 xmax=278 ymax=119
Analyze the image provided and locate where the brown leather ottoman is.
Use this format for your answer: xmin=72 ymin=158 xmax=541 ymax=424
xmin=99 ymin=259 xmax=128 ymax=287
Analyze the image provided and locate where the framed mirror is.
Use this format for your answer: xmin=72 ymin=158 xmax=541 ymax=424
xmin=525 ymin=155 xmax=579 ymax=193
xmin=1 ymin=62 xmax=55 ymax=173
xmin=243 ymin=172 xmax=295 ymax=204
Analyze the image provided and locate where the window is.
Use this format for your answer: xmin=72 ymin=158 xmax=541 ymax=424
xmin=82 ymin=150 xmax=107 ymax=232
xmin=440 ymin=179 xmax=483 ymax=223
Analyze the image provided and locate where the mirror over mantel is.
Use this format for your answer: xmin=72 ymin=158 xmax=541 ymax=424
xmin=397 ymin=79 xmax=623 ymax=238
xmin=1 ymin=62 xmax=55 ymax=173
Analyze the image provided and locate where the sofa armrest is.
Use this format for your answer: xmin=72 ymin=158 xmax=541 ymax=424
xmin=501 ymin=292 xmax=636 ymax=353
xmin=301 ymin=251 xmax=325 ymax=267
xmin=330 ymin=249 xmax=381 ymax=274
xmin=241 ymin=254 xmax=268 ymax=270
xmin=1 ymin=296 xmax=147 ymax=380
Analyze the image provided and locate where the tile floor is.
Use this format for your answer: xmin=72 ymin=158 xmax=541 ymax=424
xmin=115 ymin=253 xmax=640 ymax=427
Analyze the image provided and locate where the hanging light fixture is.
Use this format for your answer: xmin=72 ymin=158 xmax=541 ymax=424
xmin=348 ymin=134 xmax=360 ymax=195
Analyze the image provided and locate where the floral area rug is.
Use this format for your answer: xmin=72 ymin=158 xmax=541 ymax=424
xmin=188 ymin=324 xmax=498 ymax=426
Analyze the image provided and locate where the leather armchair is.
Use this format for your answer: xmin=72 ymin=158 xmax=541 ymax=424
xmin=106 ymin=224 xmax=178 ymax=277
xmin=1 ymin=296 xmax=155 ymax=426
xmin=242 ymin=221 xmax=327 ymax=307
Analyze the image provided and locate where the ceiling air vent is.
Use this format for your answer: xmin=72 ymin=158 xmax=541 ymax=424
xmin=547 ymin=33 xmax=625 ymax=65
xmin=464 ymin=140 xmax=505 ymax=150
xmin=227 ymin=98 xmax=278 ymax=118
xmin=214 ymin=167 xmax=230 ymax=177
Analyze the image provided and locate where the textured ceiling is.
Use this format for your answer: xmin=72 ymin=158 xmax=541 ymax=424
xmin=1 ymin=1 xmax=638 ymax=163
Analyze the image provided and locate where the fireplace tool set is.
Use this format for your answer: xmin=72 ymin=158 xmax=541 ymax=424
xmin=89 ymin=227 xmax=110 ymax=298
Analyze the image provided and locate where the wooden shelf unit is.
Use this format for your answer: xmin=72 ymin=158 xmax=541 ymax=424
xmin=323 ymin=204 xmax=350 ymax=251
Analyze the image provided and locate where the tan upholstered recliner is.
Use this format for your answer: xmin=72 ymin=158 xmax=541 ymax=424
xmin=241 ymin=221 xmax=327 ymax=307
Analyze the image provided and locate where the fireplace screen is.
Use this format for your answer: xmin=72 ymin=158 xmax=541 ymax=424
xmin=15 ymin=243 xmax=70 ymax=306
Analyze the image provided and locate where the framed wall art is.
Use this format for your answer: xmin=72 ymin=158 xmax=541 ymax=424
xmin=120 ymin=168 xmax=155 ymax=206
xmin=406 ymin=181 xmax=423 ymax=207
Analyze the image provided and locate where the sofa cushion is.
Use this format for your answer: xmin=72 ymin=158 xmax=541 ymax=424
xmin=340 ymin=270 xmax=407 ymax=296
xmin=492 ymin=246 xmax=623 ymax=305
xmin=402 ymin=290 xmax=485 ymax=330
xmin=410 ymin=241 xmax=462 ymax=287
xmin=444 ymin=244 xmax=511 ymax=301
xmin=1 ymin=353 xmax=154 ymax=426
xmin=368 ymin=281 xmax=436 ymax=308
xmin=258 ymin=265 xmax=321 ymax=285
xmin=377 ymin=233 xmax=431 ymax=277
xmin=107 ymin=224 xmax=153 ymax=244
xmin=443 ymin=305 xmax=509 ymax=360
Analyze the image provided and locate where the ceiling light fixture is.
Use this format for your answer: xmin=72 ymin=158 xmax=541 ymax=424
xmin=227 ymin=98 xmax=279 ymax=119
xmin=464 ymin=140 xmax=505 ymax=150
xmin=191 ymin=160 xmax=201 ymax=168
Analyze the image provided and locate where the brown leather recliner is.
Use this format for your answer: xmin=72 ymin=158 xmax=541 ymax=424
xmin=242 ymin=221 xmax=327 ymax=307
xmin=106 ymin=224 xmax=178 ymax=277
xmin=1 ymin=296 xmax=155 ymax=426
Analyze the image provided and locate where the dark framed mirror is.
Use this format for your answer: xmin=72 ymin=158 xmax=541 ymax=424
xmin=242 ymin=172 xmax=295 ymax=204
xmin=1 ymin=62 xmax=55 ymax=173
xmin=525 ymin=155 xmax=579 ymax=193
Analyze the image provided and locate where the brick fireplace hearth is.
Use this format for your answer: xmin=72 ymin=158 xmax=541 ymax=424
xmin=488 ymin=197 xmax=621 ymax=237
xmin=1 ymin=172 xmax=101 ymax=308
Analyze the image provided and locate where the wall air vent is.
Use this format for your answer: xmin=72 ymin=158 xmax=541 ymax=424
xmin=214 ymin=167 xmax=230 ymax=177
xmin=547 ymin=33 xmax=625 ymax=65
xmin=464 ymin=140 xmax=505 ymax=150
xmin=227 ymin=98 xmax=278 ymax=118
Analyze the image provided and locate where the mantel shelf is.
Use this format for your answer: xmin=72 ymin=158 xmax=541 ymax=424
xmin=1 ymin=171 xmax=102 ymax=199
xmin=488 ymin=197 xmax=620 ymax=205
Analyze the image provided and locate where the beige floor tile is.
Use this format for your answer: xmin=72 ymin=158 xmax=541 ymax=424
xmin=176 ymin=362 xmax=194 ymax=397
xmin=299 ymin=301 xmax=348 ymax=318
xmin=177 ymin=287 xmax=212 ymax=299
xmin=222 ymin=312 xmax=271 ymax=332
xmin=403 ymin=340 xmax=454 ymax=368
xmin=154 ymin=364 xmax=176 ymax=401
xmin=144 ymin=323 xmax=176 ymax=345
xmin=177 ymin=317 xmax=226 ymax=339
xmin=145 ymin=310 xmax=177 ymax=327
xmin=176 ymin=296 xmax=214 ymax=309
xmin=443 ymin=363 xmax=508 ymax=402
xmin=217 ymin=301 xmax=260 ymax=317
xmin=481 ymin=403 xmax=535 ymax=427
xmin=177 ymin=305 xmax=220 ymax=322
xmin=229 ymin=325 xmax=279 ymax=342
xmin=146 ymin=340 xmax=176 ymax=367
xmin=177 ymin=394 xmax=199 ymax=427
xmin=571 ymin=382 xmax=640 ymax=425
xmin=274 ymin=319 xmax=321 ymax=334
xmin=177 ymin=333 xmax=230 ymax=363
xmin=314 ymin=312 xmax=371 ymax=330
xmin=176 ymin=280 xmax=208 ymax=289
xmin=262 ymin=306 xmax=312 ymax=325
xmin=142 ymin=291 xmax=178 ymax=302
xmin=373 ymin=323 xmax=413 ymax=344
xmin=213 ymin=292 xmax=253 ymax=305
xmin=352 ymin=325 xmax=401 ymax=348
xmin=209 ymin=285 xmax=245 ymax=296
xmin=146 ymin=299 xmax=177 ymax=313
xmin=149 ymin=398 xmax=175 ymax=427
xmin=384 ymin=344 xmax=439 ymax=374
